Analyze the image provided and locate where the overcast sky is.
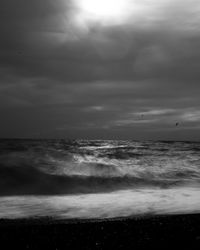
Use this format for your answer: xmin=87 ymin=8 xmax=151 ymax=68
xmin=0 ymin=0 xmax=200 ymax=140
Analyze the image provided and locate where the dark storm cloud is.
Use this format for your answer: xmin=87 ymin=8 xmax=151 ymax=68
xmin=0 ymin=0 xmax=200 ymax=139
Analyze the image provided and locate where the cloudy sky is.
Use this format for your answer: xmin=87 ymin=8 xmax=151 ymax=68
xmin=0 ymin=0 xmax=200 ymax=140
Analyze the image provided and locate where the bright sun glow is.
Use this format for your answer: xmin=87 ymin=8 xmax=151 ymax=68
xmin=79 ymin=0 xmax=127 ymax=17
xmin=75 ymin=0 xmax=131 ymax=25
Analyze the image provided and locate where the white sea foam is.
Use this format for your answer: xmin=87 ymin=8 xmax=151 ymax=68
xmin=0 ymin=187 xmax=200 ymax=219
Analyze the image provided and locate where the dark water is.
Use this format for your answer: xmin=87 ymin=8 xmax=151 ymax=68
xmin=0 ymin=139 xmax=200 ymax=219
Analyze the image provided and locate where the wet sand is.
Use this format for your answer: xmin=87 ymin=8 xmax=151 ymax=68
xmin=0 ymin=214 xmax=200 ymax=249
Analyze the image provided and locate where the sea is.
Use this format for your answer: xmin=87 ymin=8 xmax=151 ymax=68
xmin=0 ymin=139 xmax=200 ymax=220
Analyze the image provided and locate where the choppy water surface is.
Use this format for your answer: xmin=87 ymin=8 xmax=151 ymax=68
xmin=0 ymin=139 xmax=200 ymax=219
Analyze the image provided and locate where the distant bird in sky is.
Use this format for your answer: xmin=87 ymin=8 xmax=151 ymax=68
xmin=175 ymin=122 xmax=179 ymax=127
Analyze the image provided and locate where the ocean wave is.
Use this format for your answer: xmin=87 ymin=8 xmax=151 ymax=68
xmin=1 ymin=139 xmax=200 ymax=196
xmin=0 ymin=159 xmax=183 ymax=196
xmin=0 ymin=152 xmax=200 ymax=196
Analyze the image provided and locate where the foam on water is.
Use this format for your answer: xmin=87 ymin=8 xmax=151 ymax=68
xmin=0 ymin=187 xmax=200 ymax=219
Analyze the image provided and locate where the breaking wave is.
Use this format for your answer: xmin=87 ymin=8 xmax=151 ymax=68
xmin=0 ymin=139 xmax=200 ymax=196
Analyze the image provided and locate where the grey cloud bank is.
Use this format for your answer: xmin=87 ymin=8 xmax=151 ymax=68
xmin=0 ymin=0 xmax=200 ymax=140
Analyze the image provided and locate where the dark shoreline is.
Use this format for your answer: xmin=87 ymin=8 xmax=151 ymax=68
xmin=1 ymin=214 xmax=200 ymax=249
